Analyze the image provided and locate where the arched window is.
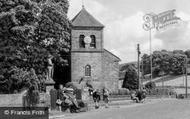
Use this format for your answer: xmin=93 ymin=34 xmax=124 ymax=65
xmin=85 ymin=65 xmax=91 ymax=76
xmin=90 ymin=35 xmax=96 ymax=48
xmin=79 ymin=35 xmax=85 ymax=48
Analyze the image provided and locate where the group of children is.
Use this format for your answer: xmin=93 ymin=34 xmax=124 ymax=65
xmin=130 ymin=90 xmax=146 ymax=103
xmin=56 ymin=84 xmax=110 ymax=112
xmin=56 ymin=85 xmax=80 ymax=113
xmin=91 ymin=88 xmax=110 ymax=109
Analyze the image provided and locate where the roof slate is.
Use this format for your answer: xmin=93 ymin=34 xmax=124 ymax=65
xmin=71 ymin=7 xmax=104 ymax=28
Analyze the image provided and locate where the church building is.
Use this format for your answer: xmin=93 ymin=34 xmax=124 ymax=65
xmin=70 ymin=7 xmax=121 ymax=92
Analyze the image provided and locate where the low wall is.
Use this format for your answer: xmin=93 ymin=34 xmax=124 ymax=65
xmin=0 ymin=94 xmax=24 ymax=107
xmin=0 ymin=92 xmax=50 ymax=107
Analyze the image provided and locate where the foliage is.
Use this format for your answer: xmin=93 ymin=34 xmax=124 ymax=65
xmin=146 ymin=88 xmax=176 ymax=96
xmin=185 ymin=50 xmax=190 ymax=58
xmin=141 ymin=54 xmax=150 ymax=75
xmin=142 ymin=50 xmax=187 ymax=77
xmin=170 ymin=54 xmax=186 ymax=75
xmin=145 ymin=81 xmax=156 ymax=90
xmin=0 ymin=0 xmax=71 ymax=93
xmin=122 ymin=64 xmax=138 ymax=90
xmin=0 ymin=75 xmax=11 ymax=94
xmin=0 ymin=66 xmax=42 ymax=94
xmin=25 ymin=84 xmax=40 ymax=107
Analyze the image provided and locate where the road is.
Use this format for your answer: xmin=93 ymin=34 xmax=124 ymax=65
xmin=65 ymin=99 xmax=190 ymax=119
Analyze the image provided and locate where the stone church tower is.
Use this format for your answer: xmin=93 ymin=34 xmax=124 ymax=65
xmin=71 ymin=7 xmax=120 ymax=91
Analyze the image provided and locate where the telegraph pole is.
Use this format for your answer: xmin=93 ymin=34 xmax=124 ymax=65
xmin=149 ymin=29 xmax=152 ymax=82
xmin=137 ymin=44 xmax=141 ymax=90
xmin=185 ymin=56 xmax=188 ymax=98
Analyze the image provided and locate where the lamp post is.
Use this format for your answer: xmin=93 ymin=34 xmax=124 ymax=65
xmin=149 ymin=29 xmax=152 ymax=82
xmin=143 ymin=16 xmax=153 ymax=82
xmin=137 ymin=44 xmax=141 ymax=90
xmin=143 ymin=10 xmax=181 ymax=83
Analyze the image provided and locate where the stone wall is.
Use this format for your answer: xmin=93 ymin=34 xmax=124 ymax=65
xmin=0 ymin=94 xmax=24 ymax=107
xmin=71 ymin=52 xmax=103 ymax=82
xmin=103 ymin=50 xmax=120 ymax=92
xmin=71 ymin=26 xmax=120 ymax=93
xmin=71 ymin=27 xmax=104 ymax=90
xmin=0 ymin=92 xmax=50 ymax=107
xmin=71 ymin=29 xmax=103 ymax=51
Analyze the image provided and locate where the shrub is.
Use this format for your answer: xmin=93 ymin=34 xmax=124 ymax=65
xmin=177 ymin=94 xmax=184 ymax=99
xmin=25 ymin=86 xmax=40 ymax=107
xmin=0 ymin=66 xmax=42 ymax=94
xmin=122 ymin=64 xmax=138 ymax=90
xmin=145 ymin=81 xmax=156 ymax=90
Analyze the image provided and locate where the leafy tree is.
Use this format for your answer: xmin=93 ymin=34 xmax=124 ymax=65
xmin=152 ymin=51 xmax=172 ymax=77
xmin=0 ymin=66 xmax=41 ymax=94
xmin=185 ymin=50 xmax=190 ymax=58
xmin=0 ymin=0 xmax=70 ymax=93
xmin=141 ymin=50 xmax=187 ymax=77
xmin=141 ymin=54 xmax=150 ymax=75
xmin=122 ymin=64 xmax=138 ymax=90
xmin=170 ymin=54 xmax=186 ymax=75
xmin=173 ymin=50 xmax=184 ymax=55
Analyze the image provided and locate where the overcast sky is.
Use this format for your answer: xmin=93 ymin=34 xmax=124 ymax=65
xmin=67 ymin=0 xmax=190 ymax=63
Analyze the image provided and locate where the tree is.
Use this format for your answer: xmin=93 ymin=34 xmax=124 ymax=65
xmin=173 ymin=50 xmax=184 ymax=55
xmin=122 ymin=64 xmax=138 ymax=90
xmin=185 ymin=50 xmax=190 ymax=58
xmin=0 ymin=0 xmax=70 ymax=93
xmin=141 ymin=50 xmax=187 ymax=77
xmin=152 ymin=51 xmax=172 ymax=77
xmin=141 ymin=54 xmax=150 ymax=75
xmin=170 ymin=54 xmax=186 ymax=75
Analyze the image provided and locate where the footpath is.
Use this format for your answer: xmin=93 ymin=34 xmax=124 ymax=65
xmin=49 ymin=97 xmax=172 ymax=119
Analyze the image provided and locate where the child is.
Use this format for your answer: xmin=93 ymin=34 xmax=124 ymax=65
xmin=103 ymin=88 xmax=109 ymax=108
xmin=92 ymin=89 xmax=101 ymax=109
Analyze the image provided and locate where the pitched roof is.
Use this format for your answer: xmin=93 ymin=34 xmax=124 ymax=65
xmin=104 ymin=49 xmax=121 ymax=62
xmin=71 ymin=7 xmax=104 ymax=28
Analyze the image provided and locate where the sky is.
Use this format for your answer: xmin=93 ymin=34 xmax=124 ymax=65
xmin=67 ymin=0 xmax=190 ymax=63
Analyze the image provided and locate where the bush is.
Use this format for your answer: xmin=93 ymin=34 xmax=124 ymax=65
xmin=122 ymin=64 xmax=138 ymax=90
xmin=146 ymin=87 xmax=176 ymax=96
xmin=25 ymin=87 xmax=40 ymax=107
xmin=145 ymin=81 xmax=156 ymax=90
xmin=0 ymin=67 xmax=42 ymax=94
xmin=176 ymin=94 xmax=184 ymax=99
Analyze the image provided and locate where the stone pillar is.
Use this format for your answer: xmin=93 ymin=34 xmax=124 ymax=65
xmin=45 ymin=80 xmax=55 ymax=110
xmin=50 ymin=89 xmax=57 ymax=110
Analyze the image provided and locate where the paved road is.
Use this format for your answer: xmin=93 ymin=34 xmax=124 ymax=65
xmin=65 ymin=99 xmax=190 ymax=119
